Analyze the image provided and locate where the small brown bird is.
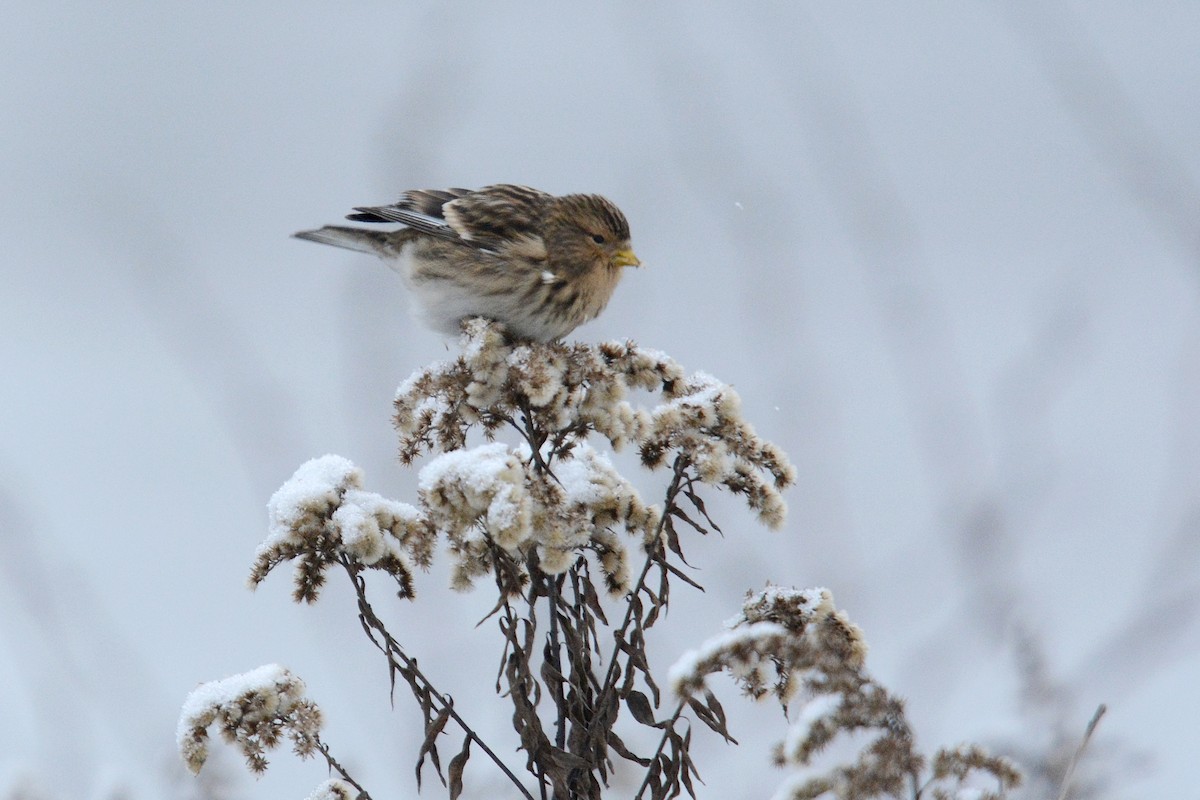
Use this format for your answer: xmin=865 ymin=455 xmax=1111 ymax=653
xmin=294 ymin=184 xmax=641 ymax=341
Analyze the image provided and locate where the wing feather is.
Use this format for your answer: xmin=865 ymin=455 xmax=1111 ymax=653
xmin=442 ymin=184 xmax=549 ymax=246
xmin=343 ymin=184 xmax=551 ymax=250
xmin=348 ymin=205 xmax=456 ymax=238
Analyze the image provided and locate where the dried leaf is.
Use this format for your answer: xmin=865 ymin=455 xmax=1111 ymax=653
xmin=582 ymin=578 xmax=608 ymax=624
xmin=414 ymin=703 xmax=452 ymax=788
xmin=607 ymin=730 xmax=651 ymax=766
xmin=540 ymin=657 xmax=566 ymax=691
xmin=550 ymin=746 xmax=591 ymax=770
xmin=680 ymin=735 xmax=701 ymax=798
xmin=687 ymin=692 xmax=737 ymax=743
xmin=664 ymin=516 xmax=684 ymax=559
xmin=625 ymin=690 xmax=660 ymax=728
xmin=663 ymin=559 xmax=703 ymax=591
xmin=669 ymin=504 xmax=708 ymax=540
xmin=683 ymin=487 xmax=722 ymax=534
xmin=448 ymin=736 xmax=471 ymax=800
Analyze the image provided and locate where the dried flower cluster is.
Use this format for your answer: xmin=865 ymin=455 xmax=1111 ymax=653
xmin=395 ymin=320 xmax=795 ymax=525
xmin=177 ymin=664 xmax=322 ymax=776
xmin=178 ymin=318 xmax=1038 ymax=800
xmin=670 ymin=586 xmax=1021 ymax=799
xmin=421 ymin=440 xmax=657 ymax=589
xmin=250 ymin=320 xmax=796 ymax=604
xmin=305 ymin=779 xmax=357 ymax=800
xmin=248 ymin=454 xmax=435 ymax=602
xmin=669 ymin=587 xmax=866 ymax=704
xmin=925 ymin=746 xmax=1024 ymax=800
xmin=182 ymin=322 xmax=805 ymax=800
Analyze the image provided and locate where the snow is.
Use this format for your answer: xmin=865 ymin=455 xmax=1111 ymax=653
xmin=667 ymin=649 xmax=703 ymax=694
xmin=554 ymin=443 xmax=615 ymax=506
xmin=6 ymin=6 xmax=1199 ymax=798
xmin=781 ymin=694 xmax=842 ymax=760
xmin=176 ymin=664 xmax=297 ymax=748
xmin=306 ymin=779 xmax=356 ymax=800
xmin=412 ymin=392 xmax=451 ymax=420
xmin=334 ymin=488 xmax=420 ymax=564
xmin=727 ymin=586 xmax=831 ymax=629
xmin=394 ymin=363 xmax=446 ymax=402
xmin=419 ymin=442 xmax=531 ymax=544
xmin=758 ymin=586 xmax=826 ymax=609
xmin=330 ymin=499 xmax=381 ymax=562
xmin=768 ymin=772 xmax=811 ymax=800
xmin=668 ymin=621 xmax=789 ymax=693
xmin=421 ymin=443 xmax=505 ymax=489
xmin=264 ymin=455 xmax=361 ymax=542
xmin=657 ymin=373 xmax=727 ymax=426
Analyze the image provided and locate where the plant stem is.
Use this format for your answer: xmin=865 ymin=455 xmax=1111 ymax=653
xmin=631 ymin=701 xmax=687 ymax=800
xmin=1056 ymin=704 xmax=1107 ymax=800
xmin=586 ymin=456 xmax=689 ymax=743
xmin=315 ymin=737 xmax=372 ymax=799
xmin=546 ymin=572 xmax=568 ymax=751
xmin=341 ymin=559 xmax=537 ymax=800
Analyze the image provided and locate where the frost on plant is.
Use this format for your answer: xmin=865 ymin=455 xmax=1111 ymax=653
xmin=671 ymin=586 xmax=1021 ymax=800
xmin=305 ymin=779 xmax=357 ymax=800
xmin=177 ymin=664 xmax=321 ymax=776
xmin=420 ymin=440 xmax=657 ymax=590
xmin=180 ymin=319 xmax=1027 ymax=800
xmin=393 ymin=320 xmax=794 ymax=512
xmin=249 ymin=454 xmax=435 ymax=602
xmin=245 ymin=320 xmax=794 ymax=608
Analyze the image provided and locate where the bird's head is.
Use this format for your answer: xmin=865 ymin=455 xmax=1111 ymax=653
xmin=545 ymin=194 xmax=641 ymax=278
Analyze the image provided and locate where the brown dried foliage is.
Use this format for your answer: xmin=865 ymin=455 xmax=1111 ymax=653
xmin=671 ymin=586 xmax=1021 ymax=799
xmin=190 ymin=319 xmax=1030 ymax=800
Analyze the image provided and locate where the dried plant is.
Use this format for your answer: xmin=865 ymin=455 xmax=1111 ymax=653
xmin=177 ymin=665 xmax=323 ymax=777
xmin=179 ymin=319 xmax=1027 ymax=799
xmin=671 ymin=587 xmax=1021 ymax=800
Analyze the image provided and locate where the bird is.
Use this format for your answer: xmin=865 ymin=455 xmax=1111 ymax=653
xmin=294 ymin=184 xmax=641 ymax=342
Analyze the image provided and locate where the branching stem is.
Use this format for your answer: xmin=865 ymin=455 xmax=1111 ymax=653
xmin=546 ymin=572 xmax=568 ymax=751
xmin=631 ymin=700 xmax=687 ymax=800
xmin=586 ymin=455 xmax=690 ymax=744
xmin=315 ymin=737 xmax=373 ymax=799
xmin=341 ymin=558 xmax=536 ymax=800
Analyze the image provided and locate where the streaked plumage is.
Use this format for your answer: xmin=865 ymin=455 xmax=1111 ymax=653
xmin=294 ymin=184 xmax=640 ymax=341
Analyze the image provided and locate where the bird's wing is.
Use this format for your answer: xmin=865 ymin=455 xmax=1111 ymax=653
xmin=347 ymin=187 xmax=473 ymax=240
xmin=346 ymin=185 xmax=550 ymax=252
xmin=439 ymin=185 xmax=551 ymax=248
xmin=347 ymin=204 xmax=456 ymax=237
xmin=292 ymin=225 xmax=394 ymax=255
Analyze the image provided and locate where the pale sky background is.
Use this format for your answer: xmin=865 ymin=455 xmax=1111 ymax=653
xmin=3 ymin=3 xmax=1199 ymax=799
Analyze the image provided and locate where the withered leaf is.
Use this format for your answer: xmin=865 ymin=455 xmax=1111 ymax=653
xmin=686 ymin=691 xmax=737 ymax=744
xmin=624 ymin=690 xmax=660 ymax=728
xmin=607 ymin=730 xmax=651 ymax=766
xmin=414 ymin=703 xmax=452 ymax=788
xmin=448 ymin=736 xmax=471 ymax=800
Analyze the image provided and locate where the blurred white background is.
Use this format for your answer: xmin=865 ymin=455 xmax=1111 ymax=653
xmin=3 ymin=3 xmax=1198 ymax=798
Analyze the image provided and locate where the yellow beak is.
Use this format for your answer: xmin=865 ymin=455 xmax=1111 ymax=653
xmin=612 ymin=248 xmax=641 ymax=268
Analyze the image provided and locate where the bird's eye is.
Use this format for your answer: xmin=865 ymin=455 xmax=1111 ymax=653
xmin=591 ymin=233 xmax=606 ymax=245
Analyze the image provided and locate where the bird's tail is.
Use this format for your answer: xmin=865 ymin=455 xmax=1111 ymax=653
xmin=292 ymin=225 xmax=393 ymax=255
